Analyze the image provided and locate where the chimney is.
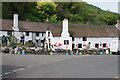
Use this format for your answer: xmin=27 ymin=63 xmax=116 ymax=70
xmin=13 ymin=14 xmax=19 ymax=31
xmin=61 ymin=19 xmax=69 ymax=37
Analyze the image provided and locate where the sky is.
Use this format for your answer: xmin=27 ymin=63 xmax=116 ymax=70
xmin=83 ymin=0 xmax=120 ymax=13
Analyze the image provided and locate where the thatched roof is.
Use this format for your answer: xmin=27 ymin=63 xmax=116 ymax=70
xmin=1 ymin=19 xmax=120 ymax=37
xmin=1 ymin=19 xmax=51 ymax=32
xmin=47 ymin=24 xmax=119 ymax=37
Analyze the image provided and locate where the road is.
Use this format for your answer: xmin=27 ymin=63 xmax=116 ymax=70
xmin=1 ymin=54 xmax=119 ymax=79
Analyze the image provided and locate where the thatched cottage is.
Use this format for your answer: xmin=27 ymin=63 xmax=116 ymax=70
xmin=0 ymin=14 xmax=120 ymax=52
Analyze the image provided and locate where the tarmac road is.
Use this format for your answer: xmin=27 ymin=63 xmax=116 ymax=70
xmin=1 ymin=54 xmax=119 ymax=79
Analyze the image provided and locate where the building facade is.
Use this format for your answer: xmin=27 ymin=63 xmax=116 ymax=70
xmin=1 ymin=14 xmax=120 ymax=52
xmin=46 ymin=19 xmax=120 ymax=52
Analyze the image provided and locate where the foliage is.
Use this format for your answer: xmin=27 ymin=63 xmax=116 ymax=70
xmin=2 ymin=2 xmax=120 ymax=25
xmin=48 ymin=14 xmax=58 ymax=23
xmin=104 ymin=13 xmax=117 ymax=25
xmin=36 ymin=2 xmax=57 ymax=22
xmin=10 ymin=41 xmax=17 ymax=47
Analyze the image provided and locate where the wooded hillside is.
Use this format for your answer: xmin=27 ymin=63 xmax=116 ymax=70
xmin=2 ymin=2 xmax=120 ymax=25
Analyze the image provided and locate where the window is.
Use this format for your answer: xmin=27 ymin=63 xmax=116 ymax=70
xmin=83 ymin=37 xmax=87 ymax=41
xmin=36 ymin=32 xmax=39 ymax=36
xmin=42 ymin=33 xmax=44 ymax=37
xmin=78 ymin=44 xmax=82 ymax=48
xmin=103 ymin=43 xmax=107 ymax=47
xmin=26 ymin=32 xmax=29 ymax=36
xmin=21 ymin=35 xmax=24 ymax=40
xmin=48 ymin=32 xmax=50 ymax=37
xmin=72 ymin=37 xmax=74 ymax=41
xmin=95 ymin=43 xmax=99 ymax=48
xmin=7 ymin=31 xmax=12 ymax=35
xmin=64 ymin=40 xmax=69 ymax=45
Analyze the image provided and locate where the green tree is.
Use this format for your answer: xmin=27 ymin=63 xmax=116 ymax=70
xmin=2 ymin=2 xmax=35 ymax=19
xmin=48 ymin=14 xmax=57 ymax=23
xmin=70 ymin=14 xmax=83 ymax=24
xmin=84 ymin=9 xmax=97 ymax=25
xmin=55 ymin=2 xmax=86 ymax=21
xmin=104 ymin=13 xmax=117 ymax=25
xmin=36 ymin=2 xmax=57 ymax=22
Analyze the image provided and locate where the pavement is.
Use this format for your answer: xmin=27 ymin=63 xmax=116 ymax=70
xmin=1 ymin=54 xmax=119 ymax=79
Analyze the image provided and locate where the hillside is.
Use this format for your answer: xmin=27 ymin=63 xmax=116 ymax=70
xmin=2 ymin=2 xmax=120 ymax=25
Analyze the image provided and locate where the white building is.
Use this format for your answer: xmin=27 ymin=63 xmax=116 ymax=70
xmin=0 ymin=14 xmax=50 ymax=46
xmin=46 ymin=19 xmax=120 ymax=52
xmin=0 ymin=14 xmax=120 ymax=52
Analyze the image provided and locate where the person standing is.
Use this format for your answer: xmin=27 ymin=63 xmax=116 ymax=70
xmin=14 ymin=46 xmax=18 ymax=54
xmin=106 ymin=49 xmax=109 ymax=55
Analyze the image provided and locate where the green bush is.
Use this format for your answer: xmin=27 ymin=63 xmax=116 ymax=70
xmin=10 ymin=41 xmax=17 ymax=47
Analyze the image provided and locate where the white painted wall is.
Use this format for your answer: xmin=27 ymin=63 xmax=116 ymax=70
xmin=0 ymin=31 xmax=7 ymax=37
xmin=23 ymin=32 xmax=32 ymax=42
xmin=73 ymin=37 xmax=118 ymax=50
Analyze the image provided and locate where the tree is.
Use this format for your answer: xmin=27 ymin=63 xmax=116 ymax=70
xmin=55 ymin=2 xmax=86 ymax=21
xmin=104 ymin=13 xmax=117 ymax=25
xmin=36 ymin=2 xmax=57 ymax=22
xmin=48 ymin=14 xmax=57 ymax=23
xmin=2 ymin=2 xmax=35 ymax=19
xmin=70 ymin=14 xmax=83 ymax=24
xmin=84 ymin=9 xmax=97 ymax=25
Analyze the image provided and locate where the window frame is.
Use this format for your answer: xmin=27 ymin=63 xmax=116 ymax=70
xmin=95 ymin=43 xmax=99 ymax=48
xmin=64 ymin=40 xmax=69 ymax=45
xmin=26 ymin=32 xmax=29 ymax=36
xmin=36 ymin=32 xmax=39 ymax=37
xmin=48 ymin=31 xmax=50 ymax=37
xmin=83 ymin=37 xmax=87 ymax=41
xmin=7 ymin=31 xmax=12 ymax=35
xmin=103 ymin=43 xmax=107 ymax=48
xmin=78 ymin=44 xmax=82 ymax=48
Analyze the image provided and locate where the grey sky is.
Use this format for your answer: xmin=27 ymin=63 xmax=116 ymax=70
xmin=83 ymin=0 xmax=119 ymax=13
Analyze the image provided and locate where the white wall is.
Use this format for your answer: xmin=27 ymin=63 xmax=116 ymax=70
xmin=23 ymin=32 xmax=32 ymax=42
xmin=73 ymin=37 xmax=118 ymax=50
xmin=46 ymin=30 xmax=72 ymax=50
xmin=0 ymin=31 xmax=7 ymax=37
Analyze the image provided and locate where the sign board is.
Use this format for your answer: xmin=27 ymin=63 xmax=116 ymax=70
xmin=110 ymin=40 xmax=118 ymax=52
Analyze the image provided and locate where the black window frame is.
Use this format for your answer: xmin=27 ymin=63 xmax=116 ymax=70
xmin=26 ymin=32 xmax=29 ymax=36
xmin=48 ymin=32 xmax=50 ymax=37
xmin=78 ymin=44 xmax=82 ymax=48
xmin=42 ymin=33 xmax=44 ymax=37
xmin=83 ymin=37 xmax=87 ymax=41
xmin=103 ymin=43 xmax=107 ymax=48
xmin=7 ymin=31 xmax=12 ymax=35
xmin=36 ymin=32 xmax=39 ymax=37
xmin=64 ymin=40 xmax=69 ymax=45
xmin=95 ymin=43 xmax=99 ymax=48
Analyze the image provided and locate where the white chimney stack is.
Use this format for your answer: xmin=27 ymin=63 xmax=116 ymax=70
xmin=61 ymin=19 xmax=69 ymax=37
xmin=63 ymin=19 xmax=68 ymax=33
xmin=13 ymin=14 xmax=19 ymax=31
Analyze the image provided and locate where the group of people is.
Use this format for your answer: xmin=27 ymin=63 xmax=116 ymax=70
xmin=14 ymin=46 xmax=26 ymax=55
